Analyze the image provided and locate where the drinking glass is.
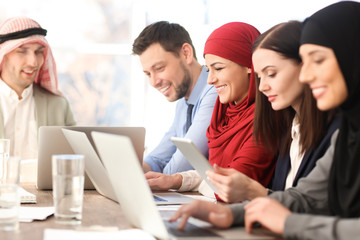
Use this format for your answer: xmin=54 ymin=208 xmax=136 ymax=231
xmin=52 ymin=154 xmax=85 ymax=225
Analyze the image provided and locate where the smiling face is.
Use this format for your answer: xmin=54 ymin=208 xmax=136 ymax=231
xmin=205 ymin=54 xmax=250 ymax=104
xmin=299 ymin=44 xmax=348 ymax=111
xmin=253 ymin=48 xmax=304 ymax=113
xmin=1 ymin=42 xmax=45 ymax=96
xmin=139 ymin=43 xmax=192 ymax=102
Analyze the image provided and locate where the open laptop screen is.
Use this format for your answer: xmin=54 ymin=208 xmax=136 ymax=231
xmin=37 ymin=126 xmax=145 ymax=190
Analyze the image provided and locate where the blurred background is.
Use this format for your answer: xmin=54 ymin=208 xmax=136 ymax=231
xmin=0 ymin=0 xmax=348 ymax=156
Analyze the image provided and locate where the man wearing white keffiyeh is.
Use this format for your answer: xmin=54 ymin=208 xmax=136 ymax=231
xmin=0 ymin=17 xmax=75 ymax=159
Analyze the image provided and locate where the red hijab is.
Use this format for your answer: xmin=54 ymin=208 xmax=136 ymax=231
xmin=205 ymin=22 xmax=275 ymax=186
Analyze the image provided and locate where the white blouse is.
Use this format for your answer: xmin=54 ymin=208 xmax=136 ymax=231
xmin=284 ymin=117 xmax=305 ymax=189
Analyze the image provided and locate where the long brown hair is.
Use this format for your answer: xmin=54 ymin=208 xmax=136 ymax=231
xmin=253 ymin=20 xmax=336 ymax=156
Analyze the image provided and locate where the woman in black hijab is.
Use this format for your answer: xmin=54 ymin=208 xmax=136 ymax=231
xmin=300 ymin=1 xmax=360 ymax=219
xmin=169 ymin=1 xmax=360 ymax=239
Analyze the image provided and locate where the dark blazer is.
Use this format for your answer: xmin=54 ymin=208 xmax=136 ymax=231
xmin=270 ymin=114 xmax=341 ymax=191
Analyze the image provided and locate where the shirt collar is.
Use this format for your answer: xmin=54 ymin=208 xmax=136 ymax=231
xmin=291 ymin=116 xmax=300 ymax=140
xmin=187 ymin=66 xmax=208 ymax=105
xmin=22 ymin=83 xmax=33 ymax=99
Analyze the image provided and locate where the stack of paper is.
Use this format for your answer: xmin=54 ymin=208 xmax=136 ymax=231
xmin=19 ymin=206 xmax=54 ymax=222
xmin=19 ymin=187 xmax=37 ymax=203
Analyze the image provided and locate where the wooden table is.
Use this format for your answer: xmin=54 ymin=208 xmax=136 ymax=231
xmin=1 ymin=183 xmax=282 ymax=240
xmin=0 ymin=183 xmax=132 ymax=240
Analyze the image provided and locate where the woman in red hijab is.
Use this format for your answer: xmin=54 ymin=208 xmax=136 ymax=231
xmin=146 ymin=22 xmax=276 ymax=199
xmin=204 ymin=22 xmax=275 ymax=187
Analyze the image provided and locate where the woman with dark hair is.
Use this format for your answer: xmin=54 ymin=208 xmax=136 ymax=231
xmin=202 ymin=20 xmax=339 ymax=203
xmin=253 ymin=21 xmax=340 ymax=191
xmin=169 ymin=2 xmax=360 ymax=239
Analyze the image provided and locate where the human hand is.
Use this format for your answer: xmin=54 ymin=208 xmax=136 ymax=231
xmin=244 ymin=197 xmax=291 ymax=235
xmin=206 ymin=165 xmax=267 ymax=203
xmin=145 ymin=171 xmax=182 ymax=191
xmin=169 ymin=200 xmax=234 ymax=230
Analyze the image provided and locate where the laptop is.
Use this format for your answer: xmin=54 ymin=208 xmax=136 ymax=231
xmin=170 ymin=137 xmax=218 ymax=194
xmin=92 ymin=132 xmax=275 ymax=240
xmin=62 ymin=128 xmax=193 ymax=205
xmin=36 ymin=126 xmax=145 ymax=190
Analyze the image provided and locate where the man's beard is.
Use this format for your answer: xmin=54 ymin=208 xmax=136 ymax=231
xmin=173 ymin=62 xmax=192 ymax=101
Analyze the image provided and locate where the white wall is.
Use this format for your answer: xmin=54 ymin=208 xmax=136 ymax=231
xmin=0 ymin=0 xmax=347 ymax=156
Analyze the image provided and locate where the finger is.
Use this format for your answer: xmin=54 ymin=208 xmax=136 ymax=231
xmin=207 ymin=176 xmax=228 ymax=199
xmin=245 ymin=220 xmax=253 ymax=233
xmin=169 ymin=209 xmax=182 ymax=222
xmin=244 ymin=211 xmax=255 ymax=234
xmin=213 ymin=165 xmax=231 ymax=175
xmin=146 ymin=178 xmax=154 ymax=186
xmin=206 ymin=169 xmax=215 ymax=178
xmin=178 ymin=213 xmax=191 ymax=230
xmin=145 ymin=171 xmax=158 ymax=179
xmin=208 ymin=171 xmax=229 ymax=186
xmin=146 ymin=179 xmax=157 ymax=189
xmin=217 ymin=189 xmax=231 ymax=203
xmin=244 ymin=199 xmax=265 ymax=233
xmin=147 ymin=178 xmax=162 ymax=190
xmin=244 ymin=197 xmax=261 ymax=210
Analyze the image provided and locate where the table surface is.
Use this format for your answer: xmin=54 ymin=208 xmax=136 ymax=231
xmin=0 ymin=183 xmax=132 ymax=240
xmin=0 ymin=183 xmax=281 ymax=240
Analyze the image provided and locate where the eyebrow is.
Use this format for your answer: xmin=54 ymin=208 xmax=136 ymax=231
xmin=209 ymin=62 xmax=225 ymax=67
xmin=143 ymin=61 xmax=164 ymax=73
xmin=307 ymin=49 xmax=327 ymax=56
xmin=260 ymin=65 xmax=276 ymax=72
xmin=19 ymin=45 xmax=46 ymax=51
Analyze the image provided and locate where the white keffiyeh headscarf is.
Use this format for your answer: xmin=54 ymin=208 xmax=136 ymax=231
xmin=0 ymin=17 xmax=61 ymax=95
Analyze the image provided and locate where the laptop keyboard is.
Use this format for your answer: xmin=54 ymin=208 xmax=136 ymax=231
xmin=163 ymin=220 xmax=220 ymax=237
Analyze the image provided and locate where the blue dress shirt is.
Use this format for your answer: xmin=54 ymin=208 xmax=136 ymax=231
xmin=144 ymin=66 xmax=217 ymax=174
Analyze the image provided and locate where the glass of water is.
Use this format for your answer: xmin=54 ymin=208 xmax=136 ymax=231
xmin=0 ymin=139 xmax=21 ymax=232
xmin=52 ymin=154 xmax=85 ymax=225
xmin=0 ymin=184 xmax=20 ymax=231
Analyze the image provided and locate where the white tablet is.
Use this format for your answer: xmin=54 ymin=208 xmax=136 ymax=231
xmin=171 ymin=137 xmax=218 ymax=194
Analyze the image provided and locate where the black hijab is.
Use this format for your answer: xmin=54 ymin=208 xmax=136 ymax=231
xmin=301 ymin=1 xmax=360 ymax=217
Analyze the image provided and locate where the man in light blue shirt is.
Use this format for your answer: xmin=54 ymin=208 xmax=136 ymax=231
xmin=132 ymin=21 xmax=217 ymax=174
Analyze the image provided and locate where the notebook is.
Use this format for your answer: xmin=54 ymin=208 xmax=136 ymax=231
xmin=170 ymin=137 xmax=218 ymax=194
xmin=36 ymin=126 xmax=145 ymax=190
xmin=92 ymin=132 xmax=274 ymax=239
xmin=62 ymin=128 xmax=193 ymax=205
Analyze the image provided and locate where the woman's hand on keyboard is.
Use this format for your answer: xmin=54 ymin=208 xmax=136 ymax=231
xmin=169 ymin=200 xmax=233 ymax=230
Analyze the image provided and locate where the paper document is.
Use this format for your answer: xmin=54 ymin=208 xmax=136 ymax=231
xmin=19 ymin=187 xmax=37 ymax=203
xmin=19 ymin=206 xmax=54 ymax=222
xmin=43 ymin=228 xmax=156 ymax=240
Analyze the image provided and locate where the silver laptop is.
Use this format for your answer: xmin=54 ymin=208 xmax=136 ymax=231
xmin=171 ymin=137 xmax=218 ymax=194
xmin=37 ymin=126 xmax=145 ymax=190
xmin=92 ymin=132 xmax=275 ymax=240
xmin=62 ymin=128 xmax=192 ymax=205
xmin=61 ymin=128 xmax=122 ymax=202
